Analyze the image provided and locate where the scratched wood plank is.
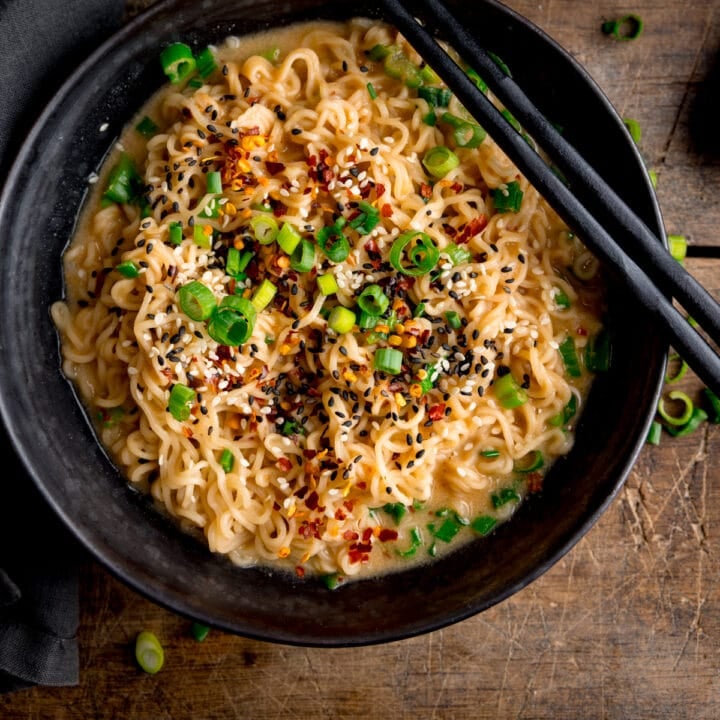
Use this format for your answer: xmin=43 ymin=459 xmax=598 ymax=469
xmin=3 ymin=1 xmax=719 ymax=718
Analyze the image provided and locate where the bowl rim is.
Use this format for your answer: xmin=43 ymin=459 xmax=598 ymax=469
xmin=0 ymin=0 xmax=666 ymax=645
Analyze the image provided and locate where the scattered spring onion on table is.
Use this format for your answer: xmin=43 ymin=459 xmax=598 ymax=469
xmin=135 ymin=631 xmax=164 ymax=674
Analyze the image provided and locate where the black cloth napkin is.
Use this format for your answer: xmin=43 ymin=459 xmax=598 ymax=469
xmin=0 ymin=0 xmax=124 ymax=693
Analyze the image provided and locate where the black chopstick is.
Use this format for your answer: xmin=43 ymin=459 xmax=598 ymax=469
xmin=380 ymin=0 xmax=720 ymax=396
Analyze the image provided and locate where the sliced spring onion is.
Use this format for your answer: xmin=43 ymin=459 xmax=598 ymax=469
xmin=135 ymin=631 xmax=164 ymax=674
xmin=488 ymin=51 xmax=512 ymax=77
xmin=585 ymin=329 xmax=612 ymax=372
xmin=383 ymin=47 xmax=423 ymax=88
xmin=251 ymin=279 xmax=277 ymax=311
xmin=513 ymin=450 xmax=544 ymax=473
xmin=250 ymin=214 xmax=279 ymax=245
xmin=188 ymin=77 xmax=203 ymax=89
xmin=260 ymin=46 xmax=281 ymax=63
xmin=290 ymin=239 xmax=315 ymax=272
xmin=116 ymin=260 xmax=140 ymax=278
xmin=428 ymin=517 xmax=462 ymax=543
xmin=348 ymin=201 xmax=380 ymax=235
xmin=368 ymin=44 xmax=392 ymax=61
xmin=381 ymin=502 xmax=407 ymax=525
xmin=549 ymin=393 xmax=578 ymax=427
xmin=445 ymin=242 xmax=473 ymax=266
xmin=225 ymin=247 xmax=242 ymax=277
xmin=358 ymin=284 xmax=390 ymax=315
xmin=281 ymin=419 xmax=306 ymax=436
xmin=206 ymin=171 xmax=222 ymax=194
xmin=413 ymin=302 xmax=426 ymax=318
xmin=374 ymin=347 xmax=403 ymax=375
xmin=648 ymin=169 xmax=658 ymax=188
xmin=328 ymin=306 xmax=356 ymax=334
xmin=191 ymin=622 xmax=210 ymax=642
xmin=276 ymin=222 xmax=302 ymax=254
xmin=668 ymin=234 xmax=687 ymax=263
xmin=665 ymin=353 xmax=688 ymax=384
xmin=444 ymin=310 xmax=462 ymax=330
xmin=554 ymin=288 xmax=571 ymax=308
xmin=422 ymin=145 xmax=459 ymax=178
xmin=646 ymin=420 xmax=663 ymax=446
xmin=418 ymin=86 xmax=451 ymax=107
xmin=623 ymin=117 xmax=642 ymax=144
xmin=466 ymin=67 xmax=488 ymax=94
xmin=168 ymin=383 xmax=195 ymax=422
xmin=442 ymin=112 xmax=487 ymax=148
xmin=493 ymin=372 xmax=528 ymax=409
xmin=103 ymin=153 xmax=143 ymax=205
xmin=193 ymin=223 xmax=212 ymax=248
xmin=492 ymin=181 xmax=524 ymax=212
xmin=135 ymin=116 xmax=159 ymax=138
xmin=317 ymin=272 xmax=339 ymax=296
xmin=160 ymin=42 xmax=196 ymax=84
xmin=169 ymin=221 xmax=183 ymax=246
xmin=359 ymin=311 xmax=379 ymax=331
xmin=471 ymin=515 xmax=497 ymax=535
xmin=195 ymin=47 xmax=217 ymax=78
xmin=602 ymin=14 xmax=643 ymax=41
xmin=559 ymin=336 xmax=582 ymax=377
xmin=317 ymin=218 xmax=350 ymax=262
xmin=323 ymin=573 xmax=344 ymax=590
xmin=423 ymin=111 xmax=437 ymax=127
xmin=389 ymin=231 xmax=439 ymax=276
xmin=419 ymin=64 xmax=441 ymax=84
xmin=491 ymin=487 xmax=520 ymax=508
xmin=501 ymin=108 xmax=522 ymax=132
xmin=419 ymin=363 xmax=440 ymax=394
xmin=367 ymin=82 xmax=378 ymax=100
xmin=702 ymin=387 xmax=720 ymax=423
xmin=219 ymin=294 xmax=257 ymax=324
xmin=658 ymin=390 xmax=694 ymax=427
xmin=666 ymin=407 xmax=708 ymax=437
xmin=479 ymin=448 xmax=500 ymax=458
xmin=397 ymin=527 xmax=423 ymax=557
xmin=178 ymin=281 xmax=216 ymax=321
xmin=219 ymin=449 xmax=234 ymax=473
xmin=572 ymin=249 xmax=599 ymax=281
xmin=207 ymin=308 xmax=252 ymax=346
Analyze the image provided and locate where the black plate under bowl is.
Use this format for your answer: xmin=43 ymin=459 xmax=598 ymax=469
xmin=0 ymin=0 xmax=665 ymax=645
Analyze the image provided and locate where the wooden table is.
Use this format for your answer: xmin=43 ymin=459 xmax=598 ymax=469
xmin=3 ymin=1 xmax=719 ymax=717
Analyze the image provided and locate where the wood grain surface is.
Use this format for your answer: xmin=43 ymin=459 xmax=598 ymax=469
xmin=3 ymin=1 xmax=719 ymax=718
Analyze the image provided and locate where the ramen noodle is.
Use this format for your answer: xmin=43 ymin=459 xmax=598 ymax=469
xmin=52 ymin=19 xmax=606 ymax=584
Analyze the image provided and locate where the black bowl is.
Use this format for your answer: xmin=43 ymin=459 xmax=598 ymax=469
xmin=0 ymin=0 xmax=665 ymax=645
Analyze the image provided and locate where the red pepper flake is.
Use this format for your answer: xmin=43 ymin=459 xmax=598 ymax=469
xmin=277 ymin=457 xmax=292 ymax=473
xmin=295 ymin=566 xmax=306 ymax=578
xmin=305 ymin=490 xmax=320 ymax=511
xmin=378 ymin=529 xmax=399 ymax=542
xmin=334 ymin=508 xmax=348 ymax=521
xmin=272 ymin=201 xmax=287 ymax=217
xmin=526 ymin=471 xmax=543 ymax=493
xmin=419 ymin=183 xmax=433 ymax=200
xmin=302 ymin=449 xmax=317 ymax=459
xmin=451 ymin=181 xmax=464 ymax=193
xmin=456 ymin=215 xmax=488 ymax=244
xmin=343 ymin=499 xmax=356 ymax=512
xmin=375 ymin=183 xmax=386 ymax=199
xmin=364 ymin=238 xmax=380 ymax=255
xmin=343 ymin=530 xmax=359 ymax=541
xmin=362 ymin=527 xmax=373 ymax=542
xmin=356 ymin=481 xmax=367 ymax=490
xmin=576 ymin=327 xmax=588 ymax=336
xmin=381 ymin=203 xmax=393 ymax=218
xmin=265 ymin=161 xmax=286 ymax=175
xmin=428 ymin=403 xmax=446 ymax=422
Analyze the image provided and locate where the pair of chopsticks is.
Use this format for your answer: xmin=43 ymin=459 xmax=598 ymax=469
xmin=381 ymin=0 xmax=720 ymax=397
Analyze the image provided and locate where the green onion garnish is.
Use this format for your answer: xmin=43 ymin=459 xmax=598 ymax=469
xmin=368 ymin=44 xmax=392 ymax=61
xmin=422 ymin=145 xmax=459 ymax=178
xmin=702 ymin=387 xmax=720 ymax=423
xmin=559 ymin=336 xmax=582 ymax=377
xmin=466 ymin=67 xmax=488 ymax=94
xmin=646 ymin=420 xmax=663 ymax=446
xmin=260 ymin=46 xmax=281 ymax=63
xmin=501 ymin=108 xmax=522 ymax=132
xmin=290 ymin=239 xmax=315 ymax=272
xmin=444 ymin=310 xmax=462 ymax=330
xmin=206 ymin=171 xmax=222 ymax=195
xmin=658 ymin=390 xmax=694 ymax=427
xmin=494 ymin=372 xmax=528 ymax=409
xmin=168 ymin=383 xmax=195 ymax=422
xmin=225 ymin=247 xmax=242 ymax=277
xmin=549 ymin=393 xmax=578 ymax=427
xmin=413 ymin=302 xmax=426 ymax=318
xmin=367 ymin=82 xmax=378 ymax=100
xmin=177 ymin=281 xmax=216 ymax=321
xmin=554 ymin=288 xmax=571 ymax=308
xmin=328 ymin=306 xmax=356 ymax=334
xmin=491 ymin=487 xmax=520 ymax=508
xmin=668 ymin=234 xmax=687 ymax=263
xmin=418 ymin=86 xmax=451 ymax=107
xmin=602 ymin=14 xmax=643 ymax=41
xmin=389 ymin=230 xmax=439 ymax=276
xmin=169 ymin=221 xmax=183 ymax=245
xmin=584 ymin=329 xmax=611 ymax=372
xmin=492 ymin=181 xmax=524 ymax=212
xmin=276 ymin=222 xmax=302 ymax=254
xmin=441 ymin=112 xmax=486 ymax=148
xmin=358 ymin=284 xmax=390 ymax=316
xmin=445 ymin=242 xmax=473 ymax=266
xmin=666 ymin=407 xmax=708 ymax=437
xmin=471 ymin=515 xmax=497 ymax=535
xmin=374 ymin=347 xmax=403 ymax=375
xmin=397 ymin=527 xmax=423 ymax=557
xmin=135 ymin=116 xmax=159 ymax=138
xmin=665 ymin=353 xmax=688 ymax=384
xmin=219 ymin=295 xmax=257 ymax=324
xmin=195 ymin=47 xmax=217 ymax=78
xmin=513 ymin=450 xmax=544 ymax=473
xmin=250 ymin=279 xmax=277 ymax=312
xmin=207 ymin=307 xmax=253 ymax=346
xmin=103 ymin=153 xmax=143 ymax=205
xmin=250 ymin=214 xmax=279 ymax=245
xmin=422 ymin=111 xmax=437 ymax=127
xmin=191 ymin=622 xmax=210 ymax=642
xmin=428 ymin=517 xmax=462 ymax=543
xmin=219 ymin=449 xmax=234 ymax=473
xmin=193 ymin=223 xmax=212 ymax=248
xmin=317 ymin=218 xmax=350 ymax=262
xmin=359 ymin=311 xmax=378 ymax=331
xmin=135 ymin=631 xmax=164 ymax=674
xmin=381 ymin=502 xmax=407 ymax=525
xmin=317 ymin=272 xmax=339 ymax=296
xmin=348 ymin=201 xmax=380 ymax=235
xmin=488 ymin=51 xmax=512 ymax=77
xmin=383 ymin=46 xmax=423 ymax=88
xmin=479 ymin=449 xmax=500 ymax=458
xmin=116 ymin=260 xmax=140 ymax=278
xmin=160 ymin=42 xmax=197 ymax=84
xmin=623 ymin=117 xmax=642 ymax=144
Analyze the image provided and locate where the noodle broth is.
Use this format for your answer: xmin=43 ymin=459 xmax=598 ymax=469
xmin=53 ymin=19 xmax=605 ymax=584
